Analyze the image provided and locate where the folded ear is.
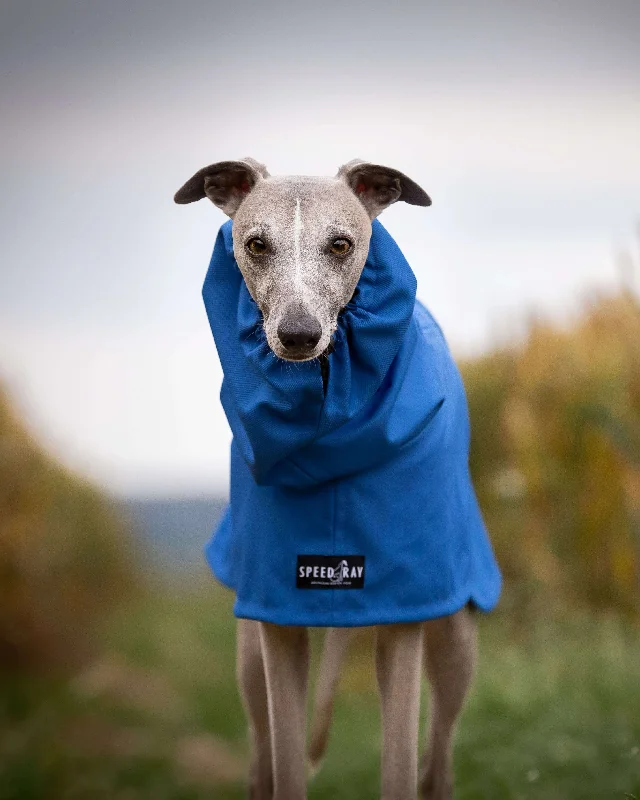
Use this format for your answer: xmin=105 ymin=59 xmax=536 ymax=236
xmin=174 ymin=157 xmax=269 ymax=217
xmin=337 ymin=159 xmax=431 ymax=219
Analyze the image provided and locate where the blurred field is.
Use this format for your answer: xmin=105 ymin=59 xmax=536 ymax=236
xmin=1 ymin=586 xmax=640 ymax=799
xmin=1 ymin=287 xmax=640 ymax=799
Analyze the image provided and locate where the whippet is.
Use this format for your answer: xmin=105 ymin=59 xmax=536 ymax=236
xmin=175 ymin=159 xmax=481 ymax=799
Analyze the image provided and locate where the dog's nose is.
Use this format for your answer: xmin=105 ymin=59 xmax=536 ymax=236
xmin=277 ymin=304 xmax=322 ymax=353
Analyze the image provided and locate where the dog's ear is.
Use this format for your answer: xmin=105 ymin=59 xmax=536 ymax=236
xmin=337 ymin=159 xmax=431 ymax=219
xmin=174 ymin=157 xmax=269 ymax=217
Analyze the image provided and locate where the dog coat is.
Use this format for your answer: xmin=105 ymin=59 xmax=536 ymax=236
xmin=202 ymin=219 xmax=501 ymax=626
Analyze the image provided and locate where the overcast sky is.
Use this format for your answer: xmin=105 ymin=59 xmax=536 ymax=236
xmin=1 ymin=0 xmax=639 ymax=495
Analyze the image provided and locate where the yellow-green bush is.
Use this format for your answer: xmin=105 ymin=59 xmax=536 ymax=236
xmin=462 ymin=290 xmax=640 ymax=617
xmin=0 ymin=387 xmax=139 ymax=672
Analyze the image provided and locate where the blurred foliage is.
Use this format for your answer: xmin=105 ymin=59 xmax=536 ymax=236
xmin=0 ymin=387 xmax=140 ymax=673
xmin=462 ymin=289 xmax=640 ymax=619
xmin=1 ymin=282 xmax=639 ymax=683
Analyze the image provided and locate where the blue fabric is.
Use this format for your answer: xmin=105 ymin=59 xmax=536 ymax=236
xmin=202 ymin=218 xmax=501 ymax=626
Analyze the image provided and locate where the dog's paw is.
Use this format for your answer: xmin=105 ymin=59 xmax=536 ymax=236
xmin=419 ymin=769 xmax=453 ymax=800
xmin=248 ymin=775 xmax=273 ymax=800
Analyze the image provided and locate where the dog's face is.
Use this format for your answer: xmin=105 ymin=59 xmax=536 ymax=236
xmin=175 ymin=159 xmax=430 ymax=362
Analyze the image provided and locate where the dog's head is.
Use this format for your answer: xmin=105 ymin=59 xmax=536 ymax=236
xmin=175 ymin=158 xmax=431 ymax=362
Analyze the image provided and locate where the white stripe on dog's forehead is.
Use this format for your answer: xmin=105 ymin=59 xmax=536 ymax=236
xmin=293 ymin=198 xmax=304 ymax=293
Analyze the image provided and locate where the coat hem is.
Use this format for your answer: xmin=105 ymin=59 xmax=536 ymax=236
xmin=230 ymin=576 xmax=502 ymax=628
xmin=205 ymin=527 xmax=502 ymax=627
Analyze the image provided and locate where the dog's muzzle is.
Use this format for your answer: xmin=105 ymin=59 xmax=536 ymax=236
xmin=277 ymin=302 xmax=322 ymax=358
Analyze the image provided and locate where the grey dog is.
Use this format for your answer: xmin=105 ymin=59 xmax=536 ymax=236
xmin=174 ymin=158 xmax=477 ymax=800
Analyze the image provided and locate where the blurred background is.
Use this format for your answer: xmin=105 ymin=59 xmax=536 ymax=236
xmin=1 ymin=1 xmax=639 ymax=797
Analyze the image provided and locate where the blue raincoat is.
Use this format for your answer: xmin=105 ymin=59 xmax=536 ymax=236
xmin=202 ymin=219 xmax=501 ymax=627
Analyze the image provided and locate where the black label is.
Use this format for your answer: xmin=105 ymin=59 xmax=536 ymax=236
xmin=296 ymin=555 xmax=365 ymax=589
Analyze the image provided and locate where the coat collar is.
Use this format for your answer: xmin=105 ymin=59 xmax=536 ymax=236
xmin=216 ymin=217 xmax=417 ymax=413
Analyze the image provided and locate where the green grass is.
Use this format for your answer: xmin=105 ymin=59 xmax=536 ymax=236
xmin=1 ymin=580 xmax=639 ymax=799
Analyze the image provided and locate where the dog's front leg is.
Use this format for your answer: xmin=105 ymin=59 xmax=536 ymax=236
xmin=259 ymin=622 xmax=310 ymax=800
xmin=237 ymin=619 xmax=273 ymax=799
xmin=376 ymin=622 xmax=423 ymax=800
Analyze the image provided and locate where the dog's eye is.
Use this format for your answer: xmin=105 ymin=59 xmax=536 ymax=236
xmin=246 ymin=237 xmax=267 ymax=255
xmin=330 ymin=238 xmax=351 ymax=255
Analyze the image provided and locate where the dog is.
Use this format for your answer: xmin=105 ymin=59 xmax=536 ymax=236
xmin=174 ymin=158 xmax=496 ymax=799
